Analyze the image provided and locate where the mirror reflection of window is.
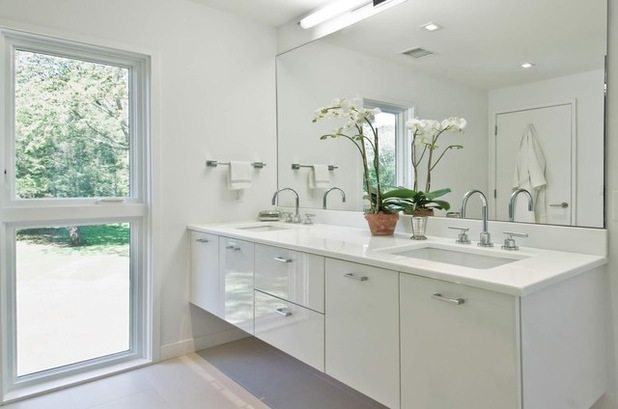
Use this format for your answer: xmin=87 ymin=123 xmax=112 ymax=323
xmin=363 ymin=101 xmax=411 ymax=191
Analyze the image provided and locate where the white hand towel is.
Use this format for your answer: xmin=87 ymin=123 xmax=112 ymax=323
xmin=228 ymin=161 xmax=253 ymax=190
xmin=308 ymin=165 xmax=330 ymax=189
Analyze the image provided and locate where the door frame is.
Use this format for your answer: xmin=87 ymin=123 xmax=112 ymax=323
xmin=489 ymin=100 xmax=577 ymax=224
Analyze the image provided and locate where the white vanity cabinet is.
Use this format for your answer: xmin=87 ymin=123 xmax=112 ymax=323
xmin=188 ymin=226 xmax=606 ymax=409
xmin=324 ymin=259 xmax=400 ymax=409
xmin=218 ymin=236 xmax=255 ymax=334
xmin=400 ymin=274 xmax=520 ymax=409
xmin=189 ymin=231 xmax=220 ymax=313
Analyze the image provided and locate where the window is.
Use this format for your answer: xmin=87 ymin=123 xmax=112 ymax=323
xmin=363 ymin=99 xmax=413 ymax=189
xmin=0 ymin=29 xmax=151 ymax=399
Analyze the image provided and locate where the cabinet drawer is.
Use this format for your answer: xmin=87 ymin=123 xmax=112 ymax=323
xmin=255 ymin=244 xmax=324 ymax=313
xmin=400 ymin=273 xmax=519 ymax=409
xmin=190 ymin=232 xmax=219 ymax=313
xmin=254 ymin=290 xmax=324 ymax=371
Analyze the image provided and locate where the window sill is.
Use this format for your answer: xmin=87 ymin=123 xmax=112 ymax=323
xmin=2 ymin=358 xmax=152 ymax=405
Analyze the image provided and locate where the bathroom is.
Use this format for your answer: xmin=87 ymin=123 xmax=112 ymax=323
xmin=0 ymin=0 xmax=616 ymax=408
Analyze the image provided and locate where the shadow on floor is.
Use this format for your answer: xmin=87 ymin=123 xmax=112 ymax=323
xmin=198 ymin=337 xmax=388 ymax=409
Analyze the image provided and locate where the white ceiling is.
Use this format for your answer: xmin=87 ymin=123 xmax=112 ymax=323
xmin=324 ymin=0 xmax=607 ymax=89
xmin=190 ymin=0 xmax=607 ymax=89
xmin=188 ymin=0 xmax=328 ymax=27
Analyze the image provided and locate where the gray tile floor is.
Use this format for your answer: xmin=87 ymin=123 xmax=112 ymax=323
xmin=198 ymin=337 xmax=387 ymax=409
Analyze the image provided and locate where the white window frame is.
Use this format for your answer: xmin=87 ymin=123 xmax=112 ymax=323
xmin=0 ymin=28 xmax=152 ymax=402
xmin=363 ymin=99 xmax=415 ymax=187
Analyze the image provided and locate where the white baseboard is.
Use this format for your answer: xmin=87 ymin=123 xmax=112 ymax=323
xmin=159 ymin=328 xmax=249 ymax=361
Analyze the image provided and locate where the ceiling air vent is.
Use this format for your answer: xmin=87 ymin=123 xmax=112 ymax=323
xmin=402 ymin=47 xmax=434 ymax=59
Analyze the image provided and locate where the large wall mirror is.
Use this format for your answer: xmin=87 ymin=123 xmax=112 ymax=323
xmin=276 ymin=0 xmax=607 ymax=228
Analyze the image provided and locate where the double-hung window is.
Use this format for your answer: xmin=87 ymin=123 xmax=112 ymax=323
xmin=363 ymin=99 xmax=414 ymax=189
xmin=0 ymin=29 xmax=151 ymax=400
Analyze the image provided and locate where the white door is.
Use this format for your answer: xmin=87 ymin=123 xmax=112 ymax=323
xmin=494 ymin=103 xmax=574 ymax=225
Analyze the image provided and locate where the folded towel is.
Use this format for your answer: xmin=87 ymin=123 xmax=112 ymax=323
xmin=228 ymin=161 xmax=253 ymax=190
xmin=308 ymin=165 xmax=330 ymax=189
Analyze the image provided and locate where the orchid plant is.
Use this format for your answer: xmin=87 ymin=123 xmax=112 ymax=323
xmin=407 ymin=117 xmax=467 ymax=193
xmin=313 ymin=98 xmax=389 ymax=214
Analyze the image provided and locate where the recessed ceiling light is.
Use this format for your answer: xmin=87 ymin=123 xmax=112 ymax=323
xmin=521 ymin=62 xmax=536 ymax=69
xmin=421 ymin=22 xmax=442 ymax=31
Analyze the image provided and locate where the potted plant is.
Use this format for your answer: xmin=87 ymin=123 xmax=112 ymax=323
xmin=313 ymin=98 xmax=399 ymax=235
xmin=406 ymin=117 xmax=466 ymax=215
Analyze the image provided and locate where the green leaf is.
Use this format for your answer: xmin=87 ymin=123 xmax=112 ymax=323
xmin=425 ymin=188 xmax=451 ymax=199
xmin=381 ymin=187 xmax=417 ymax=199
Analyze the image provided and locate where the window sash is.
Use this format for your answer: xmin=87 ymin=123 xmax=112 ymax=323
xmin=1 ymin=29 xmax=150 ymax=206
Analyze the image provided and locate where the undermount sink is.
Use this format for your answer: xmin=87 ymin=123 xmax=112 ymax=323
xmin=235 ymin=224 xmax=290 ymax=233
xmin=380 ymin=245 xmax=524 ymax=269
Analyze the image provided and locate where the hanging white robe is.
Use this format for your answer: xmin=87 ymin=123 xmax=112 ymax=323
xmin=512 ymin=124 xmax=547 ymax=223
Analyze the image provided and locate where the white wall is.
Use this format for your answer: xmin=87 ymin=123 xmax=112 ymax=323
xmin=489 ymin=70 xmax=605 ymax=228
xmin=277 ymin=40 xmax=488 ymax=214
xmin=0 ymin=0 xmax=277 ymax=358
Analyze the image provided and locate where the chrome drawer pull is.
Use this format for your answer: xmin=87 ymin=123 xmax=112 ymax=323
xmin=432 ymin=293 xmax=465 ymax=305
xmin=273 ymin=256 xmax=293 ymax=263
xmin=225 ymin=244 xmax=241 ymax=251
xmin=549 ymin=202 xmax=569 ymax=208
xmin=344 ymin=273 xmax=368 ymax=282
xmin=275 ymin=307 xmax=292 ymax=317
xmin=195 ymin=238 xmax=209 ymax=243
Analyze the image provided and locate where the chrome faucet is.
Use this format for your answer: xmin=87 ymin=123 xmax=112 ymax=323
xmin=460 ymin=190 xmax=493 ymax=247
xmin=508 ymin=188 xmax=534 ymax=222
xmin=323 ymin=187 xmax=346 ymax=209
xmin=272 ymin=188 xmax=301 ymax=223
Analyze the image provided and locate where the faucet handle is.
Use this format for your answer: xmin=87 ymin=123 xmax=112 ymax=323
xmin=302 ymin=213 xmax=315 ymax=225
xmin=502 ymin=231 xmax=528 ymax=251
xmin=448 ymin=226 xmax=471 ymax=244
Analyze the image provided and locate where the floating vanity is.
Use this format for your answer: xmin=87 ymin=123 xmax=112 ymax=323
xmin=187 ymin=221 xmax=607 ymax=409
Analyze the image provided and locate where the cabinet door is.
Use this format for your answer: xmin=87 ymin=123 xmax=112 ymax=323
xmin=325 ymin=259 xmax=400 ymax=409
xmin=254 ymin=290 xmax=324 ymax=371
xmin=400 ymin=273 xmax=520 ymax=409
xmin=190 ymin=232 xmax=220 ymax=314
xmin=255 ymin=244 xmax=324 ymax=312
xmin=219 ymin=237 xmax=254 ymax=334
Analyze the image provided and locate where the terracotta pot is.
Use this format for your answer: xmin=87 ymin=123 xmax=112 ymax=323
xmin=365 ymin=213 xmax=399 ymax=236
xmin=413 ymin=208 xmax=434 ymax=217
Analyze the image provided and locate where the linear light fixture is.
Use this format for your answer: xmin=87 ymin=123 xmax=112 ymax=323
xmin=299 ymin=0 xmax=408 ymax=31
xmin=299 ymin=0 xmax=370 ymax=29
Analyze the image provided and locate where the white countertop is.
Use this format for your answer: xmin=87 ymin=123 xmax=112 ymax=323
xmin=187 ymin=221 xmax=607 ymax=296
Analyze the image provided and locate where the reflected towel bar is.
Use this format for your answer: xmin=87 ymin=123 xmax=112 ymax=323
xmin=206 ymin=160 xmax=266 ymax=169
xmin=291 ymin=163 xmax=338 ymax=171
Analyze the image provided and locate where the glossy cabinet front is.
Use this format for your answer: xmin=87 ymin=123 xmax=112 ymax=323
xmin=218 ymin=236 xmax=255 ymax=334
xmin=324 ymin=258 xmax=400 ymax=409
xmin=400 ymin=273 xmax=519 ymax=409
xmin=189 ymin=231 xmax=220 ymax=313
xmin=254 ymin=244 xmax=324 ymax=313
xmin=254 ymin=290 xmax=324 ymax=371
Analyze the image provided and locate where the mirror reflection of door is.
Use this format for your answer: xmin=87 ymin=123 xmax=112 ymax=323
xmin=494 ymin=103 xmax=574 ymax=226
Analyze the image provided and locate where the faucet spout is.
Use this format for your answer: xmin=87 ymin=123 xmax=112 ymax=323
xmin=323 ymin=187 xmax=346 ymax=209
xmin=272 ymin=188 xmax=301 ymax=223
xmin=508 ymin=189 xmax=534 ymax=222
xmin=460 ymin=189 xmax=493 ymax=247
